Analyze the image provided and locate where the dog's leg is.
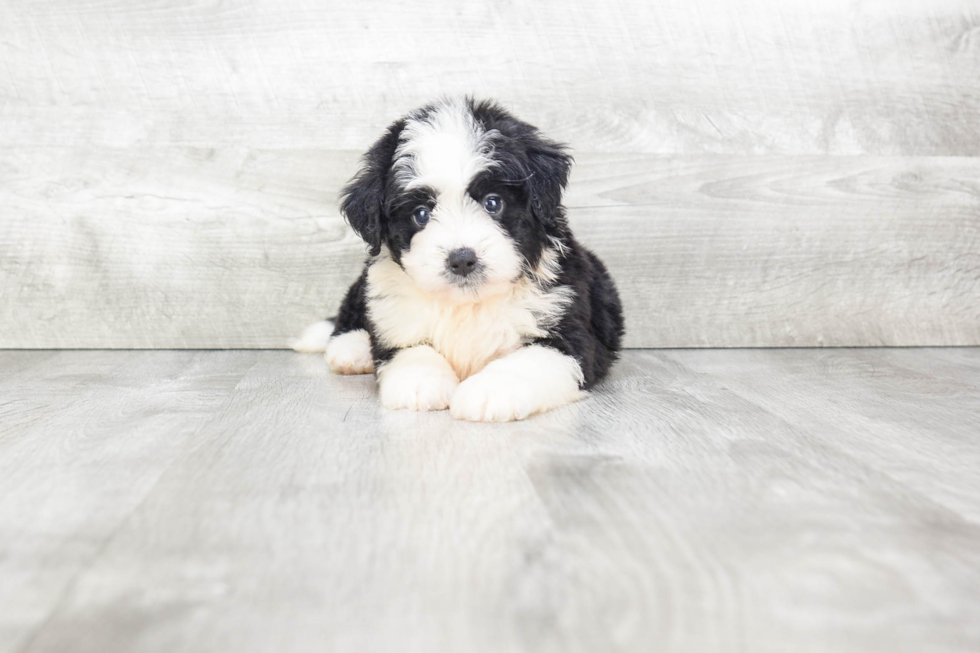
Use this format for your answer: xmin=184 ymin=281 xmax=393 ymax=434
xmin=293 ymin=268 xmax=374 ymax=374
xmin=450 ymin=345 xmax=585 ymax=422
xmin=325 ymin=329 xmax=375 ymax=375
xmin=292 ymin=320 xmax=375 ymax=374
xmin=377 ymin=345 xmax=459 ymax=411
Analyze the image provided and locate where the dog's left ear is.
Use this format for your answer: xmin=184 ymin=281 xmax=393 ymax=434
xmin=340 ymin=119 xmax=405 ymax=256
xmin=525 ymin=136 xmax=573 ymax=228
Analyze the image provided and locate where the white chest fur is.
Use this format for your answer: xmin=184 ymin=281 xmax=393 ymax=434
xmin=366 ymin=257 xmax=572 ymax=380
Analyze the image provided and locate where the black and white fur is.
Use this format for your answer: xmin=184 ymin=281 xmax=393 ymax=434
xmin=293 ymin=98 xmax=624 ymax=422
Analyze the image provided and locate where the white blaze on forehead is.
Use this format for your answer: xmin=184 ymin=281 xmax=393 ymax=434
xmin=394 ymin=99 xmax=497 ymax=194
xmin=390 ymin=99 xmax=523 ymax=305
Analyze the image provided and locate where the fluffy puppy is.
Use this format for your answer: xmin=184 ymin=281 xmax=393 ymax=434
xmin=294 ymin=98 xmax=624 ymax=422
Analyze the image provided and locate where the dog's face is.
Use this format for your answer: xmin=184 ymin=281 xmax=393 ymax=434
xmin=341 ymin=98 xmax=572 ymax=302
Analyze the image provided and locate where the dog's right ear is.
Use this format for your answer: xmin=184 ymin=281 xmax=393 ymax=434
xmin=340 ymin=119 xmax=405 ymax=256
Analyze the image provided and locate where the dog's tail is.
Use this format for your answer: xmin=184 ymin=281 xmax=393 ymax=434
xmin=288 ymin=319 xmax=335 ymax=353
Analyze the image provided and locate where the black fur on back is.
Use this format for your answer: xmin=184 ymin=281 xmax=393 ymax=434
xmin=330 ymin=267 xmax=369 ymax=334
xmin=532 ymin=238 xmax=624 ymax=389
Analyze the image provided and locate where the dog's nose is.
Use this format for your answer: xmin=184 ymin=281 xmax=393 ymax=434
xmin=447 ymin=247 xmax=478 ymax=277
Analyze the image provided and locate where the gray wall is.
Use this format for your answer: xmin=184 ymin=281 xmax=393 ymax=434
xmin=1 ymin=0 xmax=978 ymax=348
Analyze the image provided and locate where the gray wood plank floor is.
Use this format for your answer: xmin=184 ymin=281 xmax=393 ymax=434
xmin=2 ymin=349 xmax=978 ymax=653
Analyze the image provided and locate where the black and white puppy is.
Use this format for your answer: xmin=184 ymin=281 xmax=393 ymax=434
xmin=294 ymin=98 xmax=624 ymax=422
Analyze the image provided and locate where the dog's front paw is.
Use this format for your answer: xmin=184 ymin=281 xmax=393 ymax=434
xmin=450 ymin=371 xmax=538 ymax=422
xmin=380 ymin=369 xmax=458 ymax=411
xmin=378 ymin=349 xmax=459 ymax=411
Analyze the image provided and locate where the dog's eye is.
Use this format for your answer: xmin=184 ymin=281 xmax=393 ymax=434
xmin=482 ymin=194 xmax=504 ymax=215
xmin=413 ymin=207 xmax=431 ymax=226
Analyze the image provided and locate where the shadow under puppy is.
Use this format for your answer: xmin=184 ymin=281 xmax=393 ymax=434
xmin=294 ymin=98 xmax=623 ymax=422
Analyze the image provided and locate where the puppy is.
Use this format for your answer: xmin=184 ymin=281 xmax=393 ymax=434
xmin=294 ymin=98 xmax=624 ymax=422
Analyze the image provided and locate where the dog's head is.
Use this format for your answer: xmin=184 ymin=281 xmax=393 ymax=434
xmin=340 ymin=98 xmax=572 ymax=302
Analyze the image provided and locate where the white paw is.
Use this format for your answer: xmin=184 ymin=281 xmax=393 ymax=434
xmin=449 ymin=346 xmax=586 ymax=422
xmin=449 ymin=371 xmax=541 ymax=422
xmin=377 ymin=346 xmax=459 ymax=411
xmin=325 ymin=330 xmax=375 ymax=375
xmin=379 ymin=366 xmax=458 ymax=411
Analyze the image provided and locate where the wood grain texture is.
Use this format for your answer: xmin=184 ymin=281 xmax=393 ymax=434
xmin=659 ymin=348 xmax=980 ymax=520
xmin=1 ymin=348 xmax=979 ymax=652
xmin=0 ymin=350 xmax=258 ymax=653
xmin=2 ymin=150 xmax=978 ymax=348
xmin=2 ymin=0 xmax=979 ymax=347
xmin=0 ymin=0 xmax=978 ymax=155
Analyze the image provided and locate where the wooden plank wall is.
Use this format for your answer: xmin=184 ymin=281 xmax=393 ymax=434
xmin=1 ymin=0 xmax=978 ymax=348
